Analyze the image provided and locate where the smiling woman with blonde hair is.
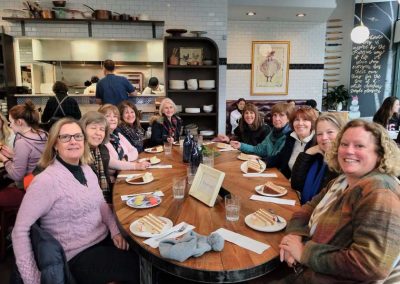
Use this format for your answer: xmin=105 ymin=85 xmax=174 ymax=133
xmin=0 ymin=112 xmax=15 ymax=148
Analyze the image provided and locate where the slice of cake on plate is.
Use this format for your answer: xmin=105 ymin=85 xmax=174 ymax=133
xmin=246 ymin=160 xmax=262 ymax=173
xmin=127 ymin=172 xmax=153 ymax=183
xmin=262 ymin=181 xmax=286 ymax=195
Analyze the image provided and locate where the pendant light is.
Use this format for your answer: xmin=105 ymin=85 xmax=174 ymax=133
xmin=351 ymin=0 xmax=370 ymax=44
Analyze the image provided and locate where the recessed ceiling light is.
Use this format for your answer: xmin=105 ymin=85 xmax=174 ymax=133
xmin=246 ymin=12 xmax=256 ymax=16
xmin=296 ymin=13 xmax=306 ymax=17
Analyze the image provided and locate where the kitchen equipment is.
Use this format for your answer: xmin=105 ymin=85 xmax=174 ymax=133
xmin=186 ymin=79 xmax=198 ymax=90
xmin=3 ymin=9 xmax=28 ymax=18
xmin=52 ymin=1 xmax=66 ymax=7
xmin=169 ymin=48 xmax=179 ymax=65
xmin=202 ymin=105 xmax=213 ymax=113
xmin=83 ymin=4 xmax=111 ymax=20
xmin=41 ymin=9 xmax=55 ymax=19
xmin=199 ymin=80 xmax=215 ymax=90
xmin=113 ymin=12 xmax=130 ymax=21
xmin=166 ymin=29 xmax=187 ymax=37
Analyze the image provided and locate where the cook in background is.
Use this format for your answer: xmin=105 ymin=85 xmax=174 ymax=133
xmin=96 ymin=59 xmax=137 ymax=105
xmin=141 ymin=77 xmax=165 ymax=95
xmin=83 ymin=75 xmax=99 ymax=95
xmin=117 ymin=100 xmax=145 ymax=153
xmin=41 ymin=81 xmax=82 ymax=132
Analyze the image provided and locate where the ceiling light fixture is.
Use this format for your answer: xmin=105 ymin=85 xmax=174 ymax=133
xmin=296 ymin=13 xmax=306 ymax=17
xmin=351 ymin=0 xmax=370 ymax=44
xmin=246 ymin=12 xmax=256 ymax=16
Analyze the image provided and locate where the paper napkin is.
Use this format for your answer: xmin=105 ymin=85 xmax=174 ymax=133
xmin=143 ymin=222 xmax=195 ymax=248
xmin=243 ymin=173 xmax=278 ymax=178
xmin=214 ymin=228 xmax=270 ymax=254
xmin=250 ymin=195 xmax=296 ymax=206
xmin=148 ymin=164 xmax=173 ymax=169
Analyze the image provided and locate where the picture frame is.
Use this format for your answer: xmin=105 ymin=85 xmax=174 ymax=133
xmin=251 ymin=41 xmax=290 ymax=95
xmin=179 ymin=47 xmax=203 ymax=65
xmin=188 ymin=164 xmax=225 ymax=207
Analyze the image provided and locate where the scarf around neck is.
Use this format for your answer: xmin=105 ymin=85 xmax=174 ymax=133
xmin=90 ymin=147 xmax=110 ymax=203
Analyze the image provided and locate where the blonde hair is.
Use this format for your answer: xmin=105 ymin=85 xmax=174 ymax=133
xmin=0 ymin=113 xmax=13 ymax=145
xmin=315 ymin=113 xmax=346 ymax=132
xmin=326 ymin=119 xmax=400 ymax=176
xmin=159 ymin=98 xmax=177 ymax=116
xmin=80 ymin=111 xmax=110 ymax=144
xmin=98 ymin=104 xmax=120 ymax=127
xmin=38 ymin=118 xmax=92 ymax=169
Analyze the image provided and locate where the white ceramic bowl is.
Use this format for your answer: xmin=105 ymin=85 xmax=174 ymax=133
xmin=203 ymin=105 xmax=213 ymax=113
xmin=176 ymin=105 xmax=183 ymax=113
xmin=199 ymin=130 xmax=215 ymax=136
xmin=169 ymin=80 xmax=185 ymax=90
xmin=185 ymin=108 xmax=201 ymax=113
xmin=199 ymin=80 xmax=215 ymax=89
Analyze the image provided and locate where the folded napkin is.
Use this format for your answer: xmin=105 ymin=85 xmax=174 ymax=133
xmin=121 ymin=190 xmax=164 ymax=201
xmin=117 ymin=173 xmax=139 ymax=179
xmin=143 ymin=222 xmax=195 ymax=248
xmin=243 ymin=173 xmax=277 ymax=178
xmin=214 ymin=228 xmax=269 ymax=254
xmin=159 ymin=231 xmax=224 ymax=262
xmin=219 ymin=148 xmax=237 ymax=152
xmin=148 ymin=164 xmax=172 ymax=169
xmin=250 ymin=195 xmax=296 ymax=206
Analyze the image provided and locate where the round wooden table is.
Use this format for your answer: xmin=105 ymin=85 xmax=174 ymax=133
xmin=113 ymin=146 xmax=300 ymax=283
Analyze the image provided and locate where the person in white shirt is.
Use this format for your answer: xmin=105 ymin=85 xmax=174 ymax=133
xmin=230 ymin=98 xmax=246 ymax=134
xmin=142 ymin=77 xmax=164 ymax=95
xmin=84 ymin=76 xmax=99 ymax=95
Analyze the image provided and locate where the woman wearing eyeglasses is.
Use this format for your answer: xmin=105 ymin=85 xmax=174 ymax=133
xmin=266 ymin=106 xmax=317 ymax=179
xmin=12 ymin=118 xmax=140 ymax=284
xmin=0 ymin=101 xmax=47 ymax=207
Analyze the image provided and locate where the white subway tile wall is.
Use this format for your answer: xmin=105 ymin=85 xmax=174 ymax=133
xmin=227 ymin=20 xmax=326 ymax=107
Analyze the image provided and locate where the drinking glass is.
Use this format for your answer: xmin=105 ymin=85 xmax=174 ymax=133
xmin=225 ymin=194 xmax=240 ymax=221
xmin=197 ymin=135 xmax=203 ymax=147
xmin=179 ymin=136 xmax=185 ymax=147
xmin=173 ymin=177 xmax=186 ymax=199
xmin=202 ymin=154 xmax=214 ymax=168
xmin=164 ymin=141 xmax=172 ymax=155
xmin=187 ymin=166 xmax=198 ymax=185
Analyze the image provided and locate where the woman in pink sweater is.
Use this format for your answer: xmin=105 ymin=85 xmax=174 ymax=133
xmin=98 ymin=104 xmax=149 ymax=182
xmin=12 ymin=118 xmax=139 ymax=284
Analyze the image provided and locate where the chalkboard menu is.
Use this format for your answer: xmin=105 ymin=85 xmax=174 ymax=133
xmin=349 ymin=1 xmax=398 ymax=117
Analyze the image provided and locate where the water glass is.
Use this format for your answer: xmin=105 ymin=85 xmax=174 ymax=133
xmin=187 ymin=166 xmax=198 ymax=185
xmin=173 ymin=177 xmax=186 ymax=199
xmin=225 ymin=194 xmax=240 ymax=221
xmin=202 ymin=154 xmax=214 ymax=168
xmin=164 ymin=141 xmax=172 ymax=155
xmin=179 ymin=136 xmax=185 ymax=147
xmin=197 ymin=135 xmax=203 ymax=147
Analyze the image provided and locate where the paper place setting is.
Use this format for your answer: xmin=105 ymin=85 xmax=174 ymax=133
xmin=214 ymin=228 xmax=270 ymax=254
xmin=219 ymin=148 xmax=237 ymax=152
xmin=243 ymin=173 xmax=278 ymax=178
xmin=117 ymin=173 xmax=140 ymax=179
xmin=121 ymin=190 xmax=164 ymax=201
xmin=148 ymin=164 xmax=173 ymax=169
xmin=143 ymin=222 xmax=195 ymax=248
xmin=250 ymin=195 xmax=296 ymax=206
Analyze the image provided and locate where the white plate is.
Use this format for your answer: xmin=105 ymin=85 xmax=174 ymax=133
xmin=216 ymin=142 xmax=231 ymax=149
xmin=126 ymin=194 xmax=161 ymax=209
xmin=245 ymin=213 xmax=287 ymax=232
xmin=144 ymin=147 xmax=164 ymax=153
xmin=125 ymin=174 xmax=154 ymax=185
xmin=237 ymin=153 xmax=260 ymax=161
xmin=129 ymin=217 xmax=173 ymax=238
xmin=240 ymin=160 xmax=266 ymax=174
xmin=255 ymin=184 xmax=287 ymax=197
xmin=139 ymin=157 xmax=161 ymax=165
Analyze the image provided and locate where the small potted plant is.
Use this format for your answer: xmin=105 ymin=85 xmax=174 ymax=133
xmin=322 ymin=85 xmax=350 ymax=111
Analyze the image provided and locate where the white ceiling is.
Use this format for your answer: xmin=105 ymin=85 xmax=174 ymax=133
xmin=228 ymin=0 xmax=337 ymax=22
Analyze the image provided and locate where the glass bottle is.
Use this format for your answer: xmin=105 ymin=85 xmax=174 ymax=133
xmin=182 ymin=133 xmax=193 ymax=163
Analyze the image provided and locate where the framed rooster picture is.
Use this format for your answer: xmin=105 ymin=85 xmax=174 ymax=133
xmin=251 ymin=41 xmax=290 ymax=95
xmin=179 ymin=47 xmax=203 ymax=66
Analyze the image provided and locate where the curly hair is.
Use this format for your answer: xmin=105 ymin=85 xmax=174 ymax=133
xmin=238 ymin=103 xmax=264 ymax=132
xmin=326 ymin=119 xmax=400 ymax=176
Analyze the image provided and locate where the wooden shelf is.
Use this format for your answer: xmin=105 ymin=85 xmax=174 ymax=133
xmin=167 ymin=65 xmax=217 ymax=69
xmin=2 ymin=17 xmax=165 ymax=38
xmin=178 ymin=112 xmax=217 ymax=117
xmin=167 ymin=89 xmax=216 ymax=93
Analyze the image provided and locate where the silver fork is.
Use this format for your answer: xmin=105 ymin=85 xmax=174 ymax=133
xmin=268 ymin=209 xmax=283 ymax=223
xmin=154 ymin=225 xmax=187 ymax=241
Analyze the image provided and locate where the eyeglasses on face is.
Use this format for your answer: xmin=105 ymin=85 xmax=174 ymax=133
xmin=58 ymin=133 xmax=84 ymax=143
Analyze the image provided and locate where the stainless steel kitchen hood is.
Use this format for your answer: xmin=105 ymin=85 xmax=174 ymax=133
xmin=32 ymin=39 xmax=163 ymax=63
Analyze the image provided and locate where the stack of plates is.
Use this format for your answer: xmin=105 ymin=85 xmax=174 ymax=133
xmin=169 ymin=80 xmax=185 ymax=90
xmin=199 ymin=80 xmax=215 ymax=89
xmin=185 ymin=108 xmax=201 ymax=113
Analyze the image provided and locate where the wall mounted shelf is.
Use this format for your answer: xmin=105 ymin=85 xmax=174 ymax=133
xmin=2 ymin=17 xmax=165 ymax=38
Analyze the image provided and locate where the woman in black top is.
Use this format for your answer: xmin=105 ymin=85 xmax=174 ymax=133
xmin=150 ymin=98 xmax=182 ymax=146
xmin=41 ymin=81 xmax=81 ymax=132
xmin=373 ymin=96 xmax=399 ymax=130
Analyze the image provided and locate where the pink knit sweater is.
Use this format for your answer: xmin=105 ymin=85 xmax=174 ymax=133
xmin=12 ymin=159 xmax=120 ymax=284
